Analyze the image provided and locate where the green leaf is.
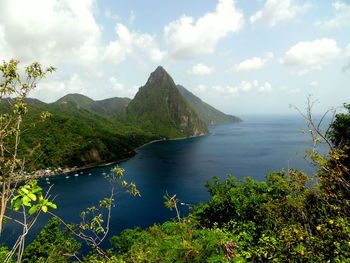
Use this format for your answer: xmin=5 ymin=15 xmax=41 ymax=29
xmin=22 ymin=196 xmax=31 ymax=206
xmin=28 ymin=193 xmax=37 ymax=201
xmin=49 ymin=203 xmax=57 ymax=209
xmin=41 ymin=205 xmax=48 ymax=213
xmin=28 ymin=205 xmax=38 ymax=215
xmin=10 ymin=199 xmax=22 ymax=210
xmin=21 ymin=188 xmax=29 ymax=194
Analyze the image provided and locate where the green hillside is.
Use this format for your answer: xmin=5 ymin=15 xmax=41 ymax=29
xmin=120 ymin=66 xmax=208 ymax=138
xmin=0 ymin=66 xmax=241 ymax=170
xmin=55 ymin=93 xmax=130 ymax=116
xmin=0 ymin=99 xmax=153 ymax=170
xmin=177 ymin=85 xmax=242 ymax=124
xmin=95 ymin=97 xmax=131 ymax=116
xmin=55 ymin=93 xmax=106 ymax=115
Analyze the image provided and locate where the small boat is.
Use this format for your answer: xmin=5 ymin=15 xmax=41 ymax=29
xmin=65 ymin=176 xmax=70 ymax=179
xmin=45 ymin=178 xmax=49 ymax=180
xmin=102 ymin=172 xmax=106 ymax=175
xmin=88 ymin=173 xmax=92 ymax=175
xmin=74 ymin=174 xmax=79 ymax=177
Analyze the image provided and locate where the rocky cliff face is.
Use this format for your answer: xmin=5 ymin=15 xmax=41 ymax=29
xmin=123 ymin=66 xmax=208 ymax=138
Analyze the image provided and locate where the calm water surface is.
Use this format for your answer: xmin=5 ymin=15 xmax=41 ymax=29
xmin=2 ymin=115 xmax=322 ymax=247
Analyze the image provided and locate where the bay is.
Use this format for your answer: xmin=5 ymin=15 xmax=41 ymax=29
xmin=2 ymin=115 xmax=323 ymax=248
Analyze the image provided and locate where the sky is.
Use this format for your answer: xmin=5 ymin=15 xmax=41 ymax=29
xmin=0 ymin=0 xmax=349 ymax=115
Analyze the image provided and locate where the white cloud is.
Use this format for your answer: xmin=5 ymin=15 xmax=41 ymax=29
xmin=104 ymin=23 xmax=165 ymax=65
xmin=164 ymin=0 xmax=244 ymax=60
xmin=287 ymin=88 xmax=301 ymax=94
xmin=309 ymin=81 xmax=319 ymax=87
xmin=232 ymin=52 xmax=273 ymax=72
xmin=195 ymin=80 xmax=272 ymax=96
xmin=0 ymin=0 xmax=102 ymax=66
xmin=105 ymin=9 xmax=120 ymax=20
xmin=250 ymin=0 xmax=311 ymax=27
xmin=0 ymin=0 xmax=163 ymax=69
xmin=110 ymin=77 xmax=124 ymax=92
xmin=292 ymin=69 xmax=312 ymax=76
xmin=29 ymin=73 xmax=86 ymax=102
xmin=188 ymin=64 xmax=215 ymax=76
xmin=282 ymin=38 xmax=341 ymax=67
xmin=258 ymin=82 xmax=272 ymax=93
xmin=108 ymin=77 xmax=139 ymax=98
xmin=315 ymin=1 xmax=350 ymax=28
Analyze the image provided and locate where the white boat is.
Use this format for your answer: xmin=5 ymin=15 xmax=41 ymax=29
xmin=74 ymin=174 xmax=79 ymax=177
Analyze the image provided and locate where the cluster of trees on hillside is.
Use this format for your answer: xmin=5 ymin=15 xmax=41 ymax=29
xmin=0 ymin=60 xmax=349 ymax=262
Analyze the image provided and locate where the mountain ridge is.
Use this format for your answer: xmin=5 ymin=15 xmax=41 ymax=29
xmin=176 ymin=85 xmax=242 ymax=124
xmin=121 ymin=66 xmax=209 ymax=138
xmin=0 ymin=65 xmax=242 ymax=169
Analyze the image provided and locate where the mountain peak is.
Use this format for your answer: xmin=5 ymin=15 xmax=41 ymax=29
xmin=146 ymin=66 xmax=175 ymax=86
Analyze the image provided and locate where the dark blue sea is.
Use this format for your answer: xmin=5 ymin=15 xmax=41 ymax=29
xmin=1 ymin=115 xmax=328 ymax=249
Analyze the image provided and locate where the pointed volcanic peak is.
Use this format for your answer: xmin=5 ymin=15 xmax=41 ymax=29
xmin=146 ymin=66 xmax=176 ymax=86
xmin=123 ymin=66 xmax=208 ymax=138
xmin=176 ymin=85 xmax=242 ymax=124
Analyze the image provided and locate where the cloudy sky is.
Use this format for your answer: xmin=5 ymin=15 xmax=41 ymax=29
xmin=0 ymin=0 xmax=349 ymax=115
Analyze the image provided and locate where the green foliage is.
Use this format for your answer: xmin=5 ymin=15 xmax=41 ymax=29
xmin=21 ymin=218 xmax=80 ymax=263
xmin=1 ymin=100 xmax=155 ymax=170
xmin=110 ymin=221 xmax=233 ymax=263
xmin=0 ymin=59 xmax=55 ymax=236
xmin=190 ymin=169 xmax=350 ymax=262
xmin=10 ymin=180 xmax=57 ymax=214
xmin=99 ymin=165 xmax=349 ymax=262
xmin=56 ymin=93 xmax=131 ymax=116
xmin=327 ymin=103 xmax=350 ymax=149
xmin=0 ymin=246 xmax=13 ymax=263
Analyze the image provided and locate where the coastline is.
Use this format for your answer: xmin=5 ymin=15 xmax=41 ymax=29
xmin=19 ymin=132 xmax=211 ymax=182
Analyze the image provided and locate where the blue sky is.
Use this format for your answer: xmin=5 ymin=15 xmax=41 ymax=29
xmin=0 ymin=0 xmax=349 ymax=115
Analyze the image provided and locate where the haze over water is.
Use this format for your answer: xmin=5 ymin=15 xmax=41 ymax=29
xmin=2 ymin=115 xmax=321 ymax=247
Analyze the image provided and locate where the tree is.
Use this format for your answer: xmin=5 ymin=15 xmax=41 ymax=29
xmin=0 ymin=59 xmax=55 ymax=232
xmin=0 ymin=59 xmax=57 ymax=262
xmin=21 ymin=218 xmax=81 ymax=263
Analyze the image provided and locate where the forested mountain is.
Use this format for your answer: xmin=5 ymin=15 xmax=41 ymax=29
xmin=16 ymin=101 xmax=153 ymax=170
xmin=0 ymin=66 xmax=241 ymax=170
xmin=119 ymin=66 xmax=208 ymax=138
xmin=95 ymin=97 xmax=131 ymax=116
xmin=55 ymin=93 xmax=130 ymax=116
xmin=176 ymin=85 xmax=242 ymax=124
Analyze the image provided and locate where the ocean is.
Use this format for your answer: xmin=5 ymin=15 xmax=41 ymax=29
xmin=1 ymin=115 xmax=328 ymax=249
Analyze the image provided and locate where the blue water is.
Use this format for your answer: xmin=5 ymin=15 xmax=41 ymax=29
xmin=1 ymin=115 xmax=325 ymax=248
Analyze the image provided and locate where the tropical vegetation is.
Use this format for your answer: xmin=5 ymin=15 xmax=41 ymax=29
xmin=0 ymin=59 xmax=349 ymax=262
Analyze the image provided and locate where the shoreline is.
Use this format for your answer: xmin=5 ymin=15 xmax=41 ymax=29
xmin=19 ymin=132 xmax=211 ymax=182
